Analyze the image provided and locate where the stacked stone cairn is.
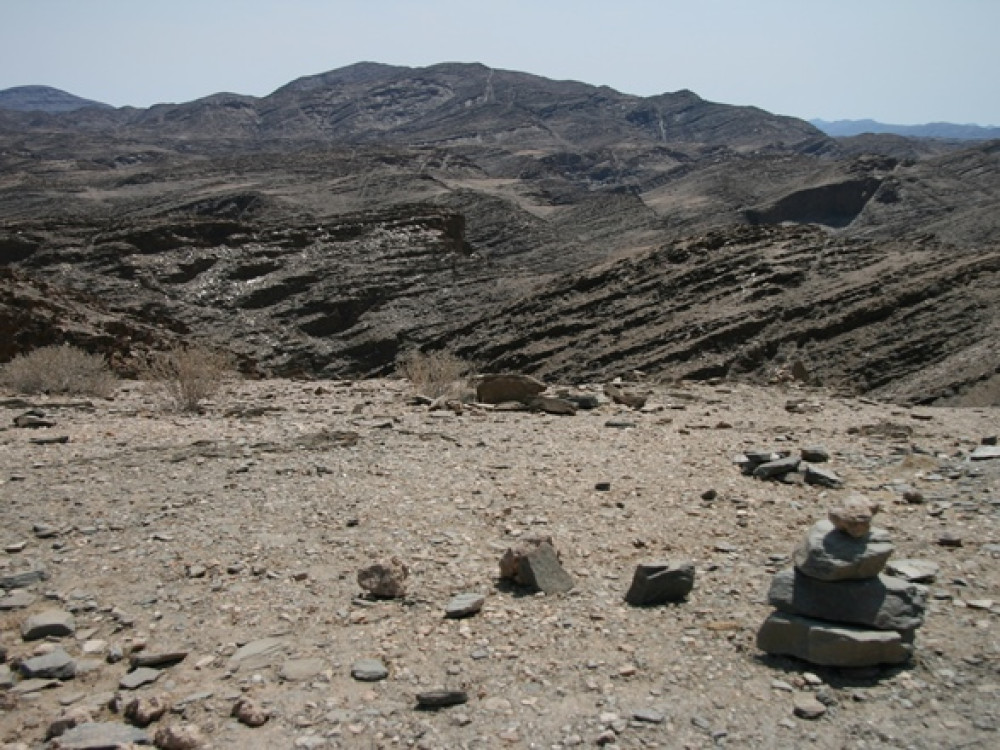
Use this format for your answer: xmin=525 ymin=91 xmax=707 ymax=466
xmin=757 ymin=495 xmax=928 ymax=668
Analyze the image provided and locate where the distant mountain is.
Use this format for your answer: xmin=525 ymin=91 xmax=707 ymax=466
xmin=812 ymin=118 xmax=1000 ymax=140
xmin=0 ymin=85 xmax=112 ymax=113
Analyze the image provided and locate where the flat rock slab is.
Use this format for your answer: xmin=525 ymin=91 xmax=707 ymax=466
xmin=886 ymin=559 xmax=940 ymax=583
xmin=757 ymin=611 xmax=912 ymax=668
xmin=279 ymin=657 xmax=327 ymax=682
xmin=793 ymin=520 xmax=893 ymax=581
xmin=515 ymin=542 xmax=575 ymax=594
xmin=768 ymin=568 xmax=927 ymax=631
xmin=625 ymin=560 xmax=695 ymax=605
xmin=753 ymin=455 xmax=801 ymax=479
xmin=22 ymin=608 xmax=76 ymax=640
xmin=48 ymin=722 xmax=150 ymax=749
xmin=227 ymin=636 xmax=289 ymax=671
xmin=970 ymin=445 xmax=1000 ymax=460
xmin=445 ymin=593 xmax=486 ymax=618
xmin=20 ymin=648 xmax=76 ymax=680
xmin=416 ymin=689 xmax=468 ymax=709
xmin=0 ymin=589 xmax=36 ymax=610
xmin=804 ymin=465 xmax=843 ymax=488
xmin=119 ymin=666 xmax=161 ymax=690
xmin=351 ymin=658 xmax=389 ymax=682
xmin=130 ymin=650 xmax=188 ymax=669
xmin=0 ymin=566 xmax=48 ymax=590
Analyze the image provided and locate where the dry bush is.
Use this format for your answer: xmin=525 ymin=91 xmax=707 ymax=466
xmin=142 ymin=343 xmax=234 ymax=412
xmin=396 ymin=349 xmax=471 ymax=397
xmin=0 ymin=344 xmax=116 ymax=397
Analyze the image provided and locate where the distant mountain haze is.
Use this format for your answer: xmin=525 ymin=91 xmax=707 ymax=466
xmin=812 ymin=118 xmax=1000 ymax=140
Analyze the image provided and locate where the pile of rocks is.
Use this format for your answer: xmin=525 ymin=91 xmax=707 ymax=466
xmin=735 ymin=445 xmax=843 ymax=488
xmin=757 ymin=496 xmax=929 ymax=668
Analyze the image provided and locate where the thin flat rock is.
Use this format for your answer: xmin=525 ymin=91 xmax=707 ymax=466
xmin=22 ymin=608 xmax=76 ymax=640
xmin=351 ymin=658 xmax=389 ymax=682
xmin=119 ymin=666 xmax=162 ymax=690
xmin=130 ymin=650 xmax=188 ymax=669
xmin=416 ymin=689 xmax=468 ymax=708
xmin=47 ymin=722 xmax=150 ymax=749
xmin=445 ymin=593 xmax=486 ymax=619
xmin=227 ymin=636 xmax=289 ymax=671
xmin=0 ymin=589 xmax=36 ymax=610
xmin=970 ymin=445 xmax=1000 ymax=461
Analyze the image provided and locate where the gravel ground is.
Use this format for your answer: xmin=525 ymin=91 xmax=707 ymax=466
xmin=1 ymin=377 xmax=998 ymax=749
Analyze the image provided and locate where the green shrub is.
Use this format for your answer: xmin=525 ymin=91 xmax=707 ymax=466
xmin=142 ymin=343 xmax=234 ymax=412
xmin=0 ymin=344 xmax=116 ymax=397
xmin=396 ymin=349 xmax=471 ymax=398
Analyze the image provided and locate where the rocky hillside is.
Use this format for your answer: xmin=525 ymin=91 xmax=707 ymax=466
xmin=0 ymin=85 xmax=111 ymax=113
xmin=0 ymin=63 xmax=998 ymax=404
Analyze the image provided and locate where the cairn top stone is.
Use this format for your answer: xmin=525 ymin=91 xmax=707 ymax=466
xmin=828 ymin=494 xmax=880 ymax=538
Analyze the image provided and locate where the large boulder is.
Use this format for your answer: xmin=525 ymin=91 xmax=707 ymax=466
xmin=476 ymin=374 xmax=546 ymax=404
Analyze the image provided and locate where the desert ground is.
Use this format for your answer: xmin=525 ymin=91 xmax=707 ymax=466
xmin=1 ymin=375 xmax=998 ymax=749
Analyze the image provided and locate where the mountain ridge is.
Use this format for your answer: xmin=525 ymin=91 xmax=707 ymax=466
xmin=812 ymin=118 xmax=1000 ymax=140
xmin=0 ymin=84 xmax=112 ymax=113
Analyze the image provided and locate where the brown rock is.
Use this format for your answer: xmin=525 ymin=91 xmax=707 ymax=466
xmin=476 ymin=374 xmax=546 ymax=404
xmin=125 ymin=695 xmax=170 ymax=727
xmin=357 ymin=557 xmax=409 ymax=598
xmin=45 ymin=706 xmax=94 ymax=740
xmin=232 ymin=697 xmax=269 ymax=727
xmin=604 ymin=383 xmax=647 ymax=409
xmin=153 ymin=723 xmax=206 ymax=750
xmin=828 ymin=495 xmax=880 ymax=538
xmin=499 ymin=535 xmax=556 ymax=582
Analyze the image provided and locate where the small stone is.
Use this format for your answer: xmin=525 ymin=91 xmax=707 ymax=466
xmin=22 ymin=609 xmax=76 ymax=640
xmin=753 ymin=455 xmax=801 ymax=479
xmin=793 ymin=693 xmax=827 ymax=720
xmin=232 ymin=697 xmax=270 ymax=727
xmin=351 ymin=658 xmax=388 ymax=682
xmin=357 ymin=557 xmax=408 ymax=598
xmin=0 ymin=566 xmax=48 ymax=590
xmin=0 ymin=590 xmax=36 ymax=610
xmin=3 ymin=540 xmax=27 ymax=553
xmin=49 ymin=723 xmax=150 ymax=748
xmin=0 ymin=664 xmax=14 ymax=689
xmin=885 ymin=559 xmax=939 ymax=583
xmin=33 ymin=523 xmax=60 ymax=539
xmin=120 ymin=666 xmax=162 ymax=690
xmin=701 ymin=489 xmax=718 ymax=501
xmin=445 ymin=592 xmax=486 ymax=619
xmin=801 ymin=446 xmax=830 ymax=463
xmin=45 ymin=706 xmax=93 ymax=740
xmin=416 ymin=689 xmax=468 ymax=708
xmin=967 ymin=599 xmax=994 ymax=610
xmin=594 ymin=482 xmax=612 ymax=491
xmin=632 ymin=708 xmax=665 ymax=724
xmin=604 ymin=383 xmax=647 ymax=409
xmin=528 ymin=396 xmax=577 ymax=415
xmin=227 ymin=637 xmax=288 ymax=671
xmin=937 ymin=532 xmax=963 ymax=548
xmin=512 ymin=542 xmax=575 ymax=594
xmin=804 ymin=465 xmax=843 ymax=489
xmin=902 ymin=489 xmax=925 ymax=504
xmin=125 ymin=695 xmax=170 ymax=727
xmin=12 ymin=677 xmax=61 ymax=693
xmin=130 ymin=650 xmax=188 ymax=669
xmin=279 ymin=657 xmax=327 ymax=682
xmin=153 ymin=723 xmax=206 ymax=750
xmin=20 ymin=648 xmax=76 ymax=680
xmin=828 ymin=495 xmax=880 ymax=538
xmin=970 ymin=445 xmax=1000 ymax=461
xmin=624 ymin=560 xmax=695 ymax=605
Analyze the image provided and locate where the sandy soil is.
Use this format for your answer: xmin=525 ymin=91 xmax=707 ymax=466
xmin=1 ymin=377 xmax=998 ymax=749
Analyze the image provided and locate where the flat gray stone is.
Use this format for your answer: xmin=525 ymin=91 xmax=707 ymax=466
xmin=793 ymin=520 xmax=893 ymax=581
xmin=416 ymin=689 xmax=468 ymax=708
xmin=768 ymin=568 xmax=927 ymax=630
xmin=970 ymin=445 xmax=1000 ymax=461
xmin=351 ymin=658 xmax=389 ymax=682
xmin=129 ymin=650 xmax=188 ymax=669
xmin=753 ymin=455 xmax=801 ymax=479
xmin=445 ymin=593 xmax=486 ymax=619
xmin=227 ymin=636 xmax=289 ymax=671
xmin=757 ymin=611 xmax=912 ymax=667
xmin=528 ymin=396 xmax=577 ymax=415
xmin=22 ymin=608 xmax=76 ymax=640
xmin=515 ymin=542 xmax=575 ymax=594
xmin=280 ymin=657 xmax=327 ymax=682
xmin=119 ymin=666 xmax=161 ymax=690
xmin=0 ymin=589 xmax=36 ymax=610
xmin=0 ymin=664 xmax=13 ymax=689
xmin=20 ymin=648 xmax=76 ymax=680
xmin=886 ymin=559 xmax=940 ymax=583
xmin=12 ymin=677 xmax=61 ymax=693
xmin=804 ymin=465 xmax=843 ymax=488
xmin=632 ymin=708 xmax=666 ymax=724
xmin=801 ymin=446 xmax=830 ymax=463
xmin=0 ymin=566 xmax=48 ymax=590
xmin=47 ymin=721 xmax=150 ymax=748
xmin=624 ymin=560 xmax=695 ymax=605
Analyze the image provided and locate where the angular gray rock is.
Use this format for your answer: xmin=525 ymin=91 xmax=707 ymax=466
xmin=0 ymin=566 xmax=48 ymax=590
xmin=0 ymin=590 xmax=36 ymax=610
xmin=47 ymin=722 xmax=150 ymax=749
xmin=227 ymin=636 xmax=289 ymax=671
xmin=753 ymin=455 xmax=801 ymax=479
xmin=803 ymin=465 xmax=843 ymax=488
xmin=445 ymin=592 xmax=486 ymax=619
xmin=886 ymin=559 xmax=940 ymax=583
xmin=19 ymin=648 xmax=76 ymax=680
xmin=527 ymin=396 xmax=577 ymax=415
xmin=21 ymin=609 xmax=76 ymax=640
xmin=793 ymin=520 xmax=894 ymax=581
xmin=279 ymin=657 xmax=327 ymax=682
xmin=351 ymin=658 xmax=389 ymax=682
xmin=624 ymin=561 xmax=695 ymax=605
xmin=476 ymin=374 xmax=545 ymax=404
xmin=119 ymin=666 xmax=161 ymax=690
xmin=801 ymin=446 xmax=830 ymax=463
xmin=768 ymin=568 xmax=927 ymax=630
xmin=510 ymin=542 xmax=575 ymax=594
xmin=757 ymin=611 xmax=912 ymax=667
xmin=416 ymin=689 xmax=469 ymax=708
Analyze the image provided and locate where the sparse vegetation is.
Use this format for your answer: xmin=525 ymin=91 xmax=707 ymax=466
xmin=142 ymin=343 xmax=235 ymax=412
xmin=395 ymin=349 xmax=471 ymax=398
xmin=0 ymin=343 xmax=116 ymax=397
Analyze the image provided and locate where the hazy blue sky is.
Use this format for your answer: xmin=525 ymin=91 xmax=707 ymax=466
xmin=2 ymin=0 xmax=998 ymax=125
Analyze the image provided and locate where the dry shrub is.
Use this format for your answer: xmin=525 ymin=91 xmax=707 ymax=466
xmin=396 ymin=349 xmax=471 ymax=397
xmin=142 ymin=343 xmax=234 ymax=412
xmin=0 ymin=344 xmax=116 ymax=397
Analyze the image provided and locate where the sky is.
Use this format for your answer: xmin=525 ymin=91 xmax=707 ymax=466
xmin=2 ymin=0 xmax=998 ymax=126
